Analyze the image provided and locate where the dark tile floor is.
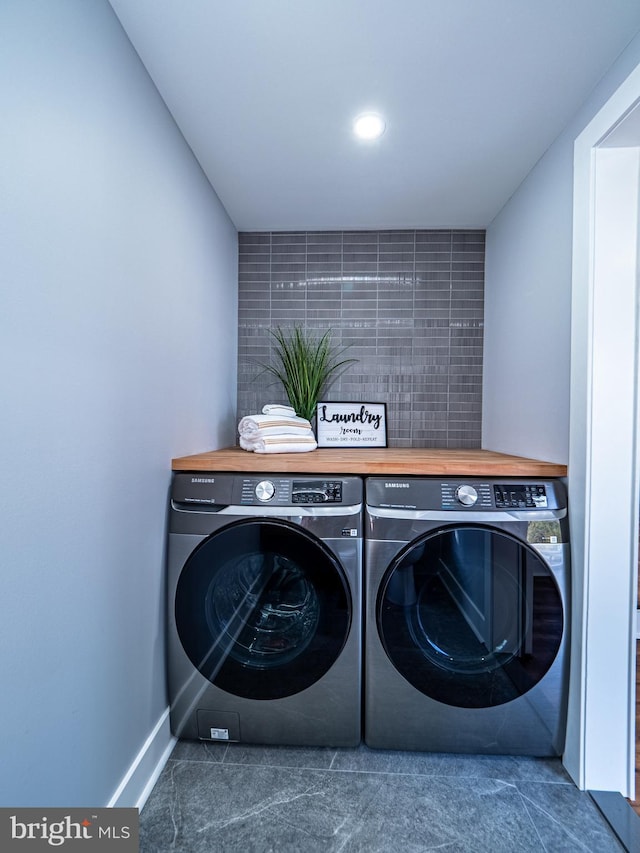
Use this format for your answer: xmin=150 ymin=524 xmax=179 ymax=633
xmin=140 ymin=741 xmax=625 ymax=852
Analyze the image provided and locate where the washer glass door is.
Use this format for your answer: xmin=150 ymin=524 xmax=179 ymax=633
xmin=377 ymin=524 xmax=564 ymax=708
xmin=175 ymin=518 xmax=351 ymax=699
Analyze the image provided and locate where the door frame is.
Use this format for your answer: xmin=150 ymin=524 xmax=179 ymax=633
xmin=567 ymin=65 xmax=640 ymax=795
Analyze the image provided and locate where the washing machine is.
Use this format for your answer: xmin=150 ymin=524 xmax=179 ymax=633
xmin=364 ymin=476 xmax=569 ymax=756
xmin=167 ymin=472 xmax=362 ymax=747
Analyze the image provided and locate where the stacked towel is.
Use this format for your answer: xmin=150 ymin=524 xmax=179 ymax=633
xmin=238 ymin=405 xmax=317 ymax=453
xmin=239 ymin=434 xmax=318 ymax=454
xmin=261 ymin=404 xmax=297 ymax=417
xmin=239 ymin=414 xmax=312 ymax=437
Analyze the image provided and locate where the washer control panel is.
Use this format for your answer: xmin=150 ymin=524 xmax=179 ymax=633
xmin=237 ymin=477 xmax=348 ymax=505
xmin=171 ymin=473 xmax=362 ymax=510
xmin=254 ymin=480 xmax=276 ymax=502
xmin=292 ymin=480 xmax=343 ymax=504
xmin=240 ymin=477 xmax=289 ymax=504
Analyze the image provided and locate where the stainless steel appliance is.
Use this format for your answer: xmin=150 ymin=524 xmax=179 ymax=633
xmin=168 ymin=473 xmax=362 ymax=746
xmin=364 ymin=477 xmax=569 ymax=755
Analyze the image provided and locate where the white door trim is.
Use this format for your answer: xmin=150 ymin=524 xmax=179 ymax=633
xmin=567 ymin=67 xmax=640 ymax=796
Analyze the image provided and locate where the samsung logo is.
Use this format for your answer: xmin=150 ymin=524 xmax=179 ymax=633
xmin=385 ymin=482 xmax=410 ymax=489
xmin=191 ymin=477 xmax=215 ymax=484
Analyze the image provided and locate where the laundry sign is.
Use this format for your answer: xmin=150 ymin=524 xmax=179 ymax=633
xmin=316 ymin=402 xmax=387 ymax=448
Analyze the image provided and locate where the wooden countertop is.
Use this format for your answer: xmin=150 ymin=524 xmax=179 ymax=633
xmin=172 ymin=447 xmax=567 ymax=477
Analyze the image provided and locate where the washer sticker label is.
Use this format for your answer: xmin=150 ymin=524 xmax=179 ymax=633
xmin=209 ymin=728 xmax=230 ymax=740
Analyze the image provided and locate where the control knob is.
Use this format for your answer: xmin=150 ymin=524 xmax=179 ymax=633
xmin=455 ymin=484 xmax=478 ymax=507
xmin=255 ymin=480 xmax=276 ymax=502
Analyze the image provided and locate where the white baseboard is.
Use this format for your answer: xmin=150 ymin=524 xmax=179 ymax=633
xmin=107 ymin=707 xmax=176 ymax=811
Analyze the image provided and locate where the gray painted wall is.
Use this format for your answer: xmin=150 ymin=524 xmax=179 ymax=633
xmin=0 ymin=0 xmax=237 ymax=806
xmin=483 ymin=33 xmax=640 ymax=465
xmin=238 ymin=230 xmax=484 ymax=447
xmin=483 ymin=29 xmax=640 ymax=787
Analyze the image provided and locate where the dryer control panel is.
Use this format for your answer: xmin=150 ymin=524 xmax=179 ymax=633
xmin=365 ymin=477 xmax=565 ymax=512
xmin=441 ymin=482 xmax=549 ymax=509
xmin=493 ymin=484 xmax=548 ymax=508
xmin=442 ymin=482 xmax=549 ymax=509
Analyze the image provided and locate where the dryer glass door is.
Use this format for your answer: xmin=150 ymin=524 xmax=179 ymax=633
xmin=377 ymin=525 xmax=564 ymax=708
xmin=175 ymin=518 xmax=351 ymax=699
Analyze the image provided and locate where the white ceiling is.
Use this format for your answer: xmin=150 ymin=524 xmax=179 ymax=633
xmin=108 ymin=0 xmax=640 ymax=231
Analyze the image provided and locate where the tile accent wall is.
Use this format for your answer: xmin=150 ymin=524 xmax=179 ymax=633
xmin=237 ymin=230 xmax=484 ymax=448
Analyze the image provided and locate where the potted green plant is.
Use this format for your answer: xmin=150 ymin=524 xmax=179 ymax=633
xmin=259 ymin=326 xmax=357 ymax=422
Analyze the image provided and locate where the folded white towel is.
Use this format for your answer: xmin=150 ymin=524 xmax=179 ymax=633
xmin=262 ymin=404 xmax=297 ymax=418
xmin=238 ymin=414 xmax=312 ymax=438
xmin=241 ymin=425 xmax=313 ymax=438
xmin=240 ymin=434 xmax=317 ymax=454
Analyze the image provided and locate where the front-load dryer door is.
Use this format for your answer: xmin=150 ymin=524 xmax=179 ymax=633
xmin=175 ymin=518 xmax=351 ymax=700
xmin=377 ymin=524 xmax=564 ymax=708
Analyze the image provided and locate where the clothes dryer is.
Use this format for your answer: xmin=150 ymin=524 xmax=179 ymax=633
xmin=168 ymin=472 xmax=362 ymax=747
xmin=364 ymin=477 xmax=569 ymax=755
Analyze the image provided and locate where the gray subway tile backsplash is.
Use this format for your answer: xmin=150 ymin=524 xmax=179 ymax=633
xmin=237 ymin=229 xmax=484 ymax=447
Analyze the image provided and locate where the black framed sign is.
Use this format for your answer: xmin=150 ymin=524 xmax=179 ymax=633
xmin=316 ymin=402 xmax=387 ymax=448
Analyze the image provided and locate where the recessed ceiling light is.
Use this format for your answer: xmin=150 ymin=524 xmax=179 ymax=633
xmin=353 ymin=113 xmax=386 ymax=140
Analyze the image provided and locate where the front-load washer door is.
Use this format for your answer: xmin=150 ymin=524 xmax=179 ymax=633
xmin=175 ymin=518 xmax=352 ymax=700
xmin=377 ymin=524 xmax=564 ymax=708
